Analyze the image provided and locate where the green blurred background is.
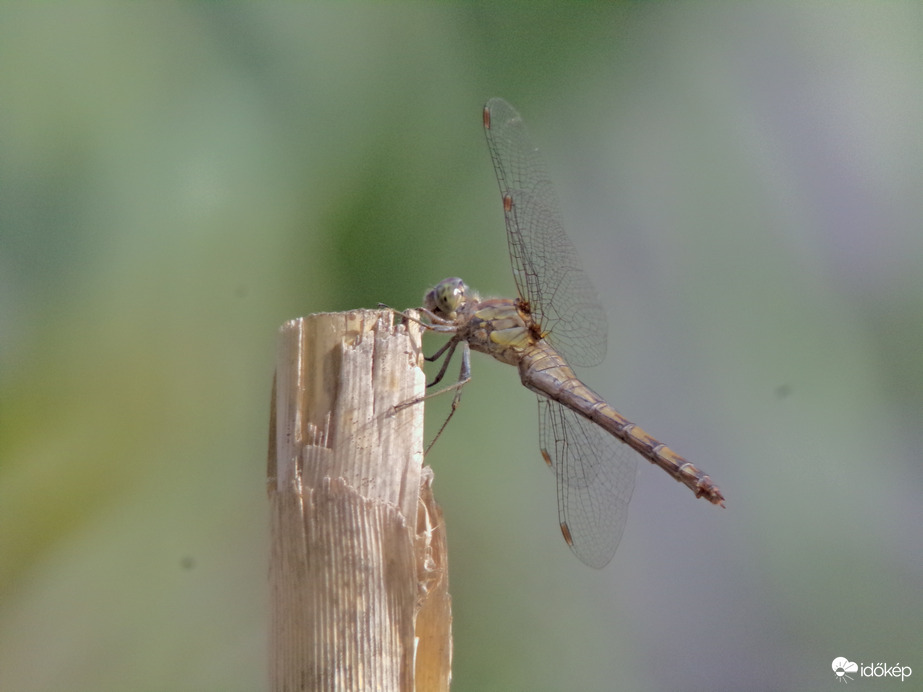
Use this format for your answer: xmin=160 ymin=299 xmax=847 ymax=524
xmin=1 ymin=4 xmax=921 ymax=691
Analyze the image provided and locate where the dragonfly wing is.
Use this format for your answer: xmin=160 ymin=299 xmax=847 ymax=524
xmin=538 ymin=396 xmax=639 ymax=568
xmin=483 ymin=97 xmax=607 ymax=368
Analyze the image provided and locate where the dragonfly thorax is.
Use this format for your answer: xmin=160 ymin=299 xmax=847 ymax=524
xmin=424 ymin=277 xmax=479 ymax=321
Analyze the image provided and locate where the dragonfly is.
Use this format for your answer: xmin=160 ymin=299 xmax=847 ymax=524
xmin=412 ymin=98 xmax=724 ymax=568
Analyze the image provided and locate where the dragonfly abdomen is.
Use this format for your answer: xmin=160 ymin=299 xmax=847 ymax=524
xmin=592 ymin=403 xmax=725 ymax=506
xmin=520 ymin=342 xmax=725 ymax=507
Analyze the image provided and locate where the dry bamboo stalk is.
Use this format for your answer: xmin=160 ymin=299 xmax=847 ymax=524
xmin=267 ymin=309 xmax=452 ymax=692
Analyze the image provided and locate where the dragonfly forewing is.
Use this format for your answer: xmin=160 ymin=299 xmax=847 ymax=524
xmin=484 ymin=98 xmax=607 ymax=368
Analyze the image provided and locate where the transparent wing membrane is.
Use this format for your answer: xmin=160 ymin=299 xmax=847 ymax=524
xmin=538 ymin=397 xmax=638 ymax=568
xmin=484 ymin=98 xmax=608 ymax=368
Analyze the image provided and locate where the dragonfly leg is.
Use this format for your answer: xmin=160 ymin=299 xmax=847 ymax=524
xmin=392 ymin=339 xmax=469 ymax=411
xmin=393 ymin=338 xmax=459 ymax=416
xmin=426 ymin=338 xmax=460 ymax=387
xmin=385 ymin=312 xmax=472 ymax=453
xmin=381 ymin=304 xmax=458 ymax=331
xmin=391 ymin=340 xmax=472 ymax=456
xmin=424 ymin=343 xmax=471 ymax=455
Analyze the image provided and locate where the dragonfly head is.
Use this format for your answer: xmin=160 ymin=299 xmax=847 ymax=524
xmin=424 ymin=277 xmax=472 ymax=321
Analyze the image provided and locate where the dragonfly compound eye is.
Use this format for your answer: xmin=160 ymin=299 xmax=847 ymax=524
xmin=429 ymin=277 xmax=467 ymax=316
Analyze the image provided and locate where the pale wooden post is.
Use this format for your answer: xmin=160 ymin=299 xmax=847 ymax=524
xmin=267 ymin=309 xmax=452 ymax=692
